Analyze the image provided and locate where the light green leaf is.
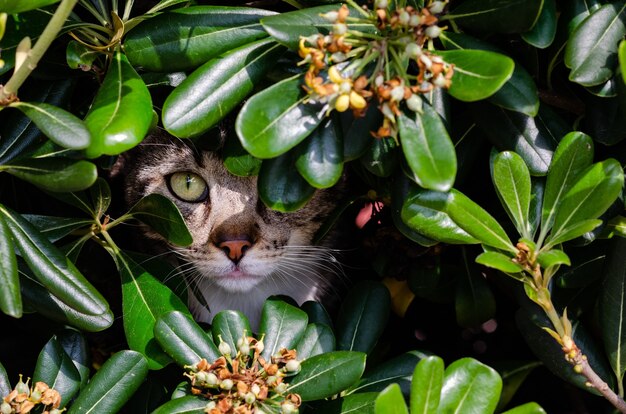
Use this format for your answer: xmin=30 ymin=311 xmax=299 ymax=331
xmin=410 ymin=356 xmax=444 ymax=414
xmin=476 ymin=251 xmax=523 ymax=274
xmin=258 ymin=298 xmax=308 ymax=361
xmin=492 ymin=151 xmax=532 ymax=238
xmin=374 ymin=383 xmax=408 ymax=414
xmin=4 ymin=157 xmax=97 ymax=193
xmin=439 ymin=358 xmax=502 ymax=413
xmin=129 ymin=193 xmax=192 ymax=247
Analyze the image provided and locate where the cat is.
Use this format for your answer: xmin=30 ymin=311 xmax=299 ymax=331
xmin=119 ymin=129 xmax=344 ymax=329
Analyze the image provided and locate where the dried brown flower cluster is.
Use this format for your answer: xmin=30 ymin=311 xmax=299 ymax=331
xmin=1 ymin=376 xmax=62 ymax=414
xmin=186 ymin=336 xmax=302 ymax=414
xmin=298 ymin=0 xmax=454 ymax=139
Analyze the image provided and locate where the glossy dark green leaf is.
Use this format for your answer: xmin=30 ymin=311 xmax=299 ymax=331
xmin=155 ymin=311 xmax=220 ymax=367
xmin=541 ymin=132 xmax=594 ymax=235
xmin=258 ymin=298 xmax=308 ymax=361
xmin=300 ymin=300 xmax=333 ymax=329
xmin=446 ymin=189 xmax=517 ymax=254
xmin=45 ymin=177 xmax=111 ymax=218
xmin=117 ymin=252 xmax=190 ymax=370
xmin=341 ymin=105 xmax=378 ymax=161
xmin=401 ymin=188 xmax=479 ymax=245
xmin=1 ymin=206 xmax=109 ymax=316
xmin=548 ymin=160 xmax=624 ymax=248
xmin=124 ymin=376 xmax=169 ymax=414
xmin=315 ymin=392 xmax=377 ymax=414
xmin=129 ymin=193 xmax=192 ymax=246
xmin=360 ymin=136 xmax=398 ymax=178
xmin=350 ymin=350 xmax=426 ymax=395
xmin=4 ymin=157 xmax=97 ymax=192
xmin=33 ymin=336 xmax=81 ymax=407
xmin=258 ymin=152 xmax=316 ymax=212
xmin=223 ymin=133 xmax=262 ymax=177
xmin=501 ymin=403 xmax=547 ymax=414
xmin=620 ymin=40 xmax=626 ymax=84
xmin=440 ymin=32 xmax=539 ymax=116
xmin=375 ymin=383 xmax=408 ymax=414
xmin=296 ymin=323 xmax=336 ymax=359
xmin=84 ymin=51 xmax=152 ymax=158
xmin=0 ymin=214 xmax=20 ymax=317
xmin=522 ymin=0 xmax=557 ymax=48
xmin=470 ymin=102 xmax=559 ymax=176
xmin=336 ymin=281 xmax=390 ymax=354
xmin=236 ymin=74 xmax=325 ymax=159
xmin=445 ymin=0 xmax=543 ymax=33
xmin=67 ymin=351 xmax=148 ymax=414
xmin=296 ymin=118 xmax=344 ymax=188
xmin=391 ymin=176 xmax=438 ymax=247
xmin=125 ymin=6 xmax=275 ymax=71
xmin=496 ymin=360 xmax=541 ymax=411
xmin=492 ymin=151 xmax=532 ymax=237
xmin=19 ymin=271 xmax=113 ymax=331
xmin=600 ymin=237 xmax=626 ymax=381
xmin=565 ymin=3 xmax=626 ymax=86
xmin=410 ymin=356 xmax=444 ymax=414
xmin=0 ymin=0 xmax=59 ymax=13
xmin=57 ymin=330 xmax=90 ymax=389
xmin=23 ymin=215 xmax=92 ymax=243
xmin=438 ymin=50 xmax=514 ymax=101
xmin=163 ymin=39 xmax=284 ymax=138
xmin=288 ymin=351 xmax=366 ymax=401
xmin=457 ymin=251 xmax=497 ymax=327
xmin=261 ymin=5 xmax=375 ymax=50
xmin=439 ymin=358 xmax=502 ymax=413
xmin=398 ymin=104 xmax=456 ymax=192
xmin=0 ymin=362 xmax=9 ymax=397
xmin=476 ymin=251 xmax=523 ymax=274
xmin=9 ymin=102 xmax=90 ymax=150
xmin=151 ymin=396 xmax=207 ymax=414
xmin=211 ymin=310 xmax=251 ymax=357
xmin=582 ymin=74 xmax=626 ymax=145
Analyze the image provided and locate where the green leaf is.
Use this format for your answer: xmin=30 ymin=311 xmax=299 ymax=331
xmin=9 ymin=102 xmax=90 ymax=149
xmin=374 ymin=383 xmax=408 ymax=414
xmin=300 ymin=301 xmax=333 ymax=329
xmin=222 ymin=132 xmax=262 ymax=177
xmin=162 ymin=39 xmax=284 ymax=138
xmin=19 ymin=270 xmax=113 ymax=332
xmin=544 ymin=219 xmax=602 ymax=248
xmin=401 ymin=188 xmax=479 ymax=245
xmin=501 ymin=402 xmax=547 ymax=414
xmin=0 ymin=362 xmax=9 ymax=397
xmin=476 ymin=251 xmax=523 ymax=274
xmin=620 ymin=39 xmax=626 ymax=84
xmin=492 ymin=151 xmax=532 ymax=237
xmin=398 ymin=104 xmax=456 ymax=192
xmin=350 ymin=350 xmax=426 ymax=395
xmin=437 ymin=50 xmax=514 ymax=101
xmin=295 ymin=118 xmax=344 ymax=188
xmin=0 ymin=206 xmax=109 ymax=316
xmin=391 ymin=176 xmax=439 ymax=247
xmin=236 ymin=74 xmax=325 ymax=159
xmin=23 ymin=215 xmax=92 ymax=243
xmin=151 ymin=396 xmax=207 ymax=414
xmin=600 ymin=237 xmax=626 ymax=382
xmin=522 ymin=0 xmax=557 ymax=48
xmin=446 ymin=189 xmax=517 ymax=254
xmin=296 ymin=323 xmax=336 ymax=359
xmin=537 ymin=249 xmax=570 ymax=269
xmin=341 ymin=105 xmax=378 ymax=161
xmin=258 ymin=298 xmax=308 ymax=361
xmin=548 ymin=160 xmax=624 ymax=247
xmin=258 ymin=152 xmax=316 ymax=212
xmin=117 ymin=252 xmax=190 ymax=370
xmin=0 ymin=0 xmax=59 ymax=13
xmin=457 ymin=250 xmax=497 ymax=327
xmin=67 ymin=351 xmax=148 ymax=414
xmin=261 ymin=5 xmax=375 ymax=50
xmin=56 ymin=330 xmax=91 ymax=389
xmin=315 ymin=392 xmax=377 ymax=414
xmin=410 ymin=356 xmax=444 ymax=414
xmin=211 ymin=310 xmax=251 ymax=357
xmin=360 ymin=136 xmax=398 ymax=178
xmin=44 ymin=177 xmax=111 ymax=218
xmin=565 ymin=3 xmax=626 ymax=86
xmin=154 ymin=311 xmax=220 ymax=367
xmin=66 ymin=40 xmax=99 ymax=71
xmin=4 ymin=157 xmax=97 ymax=192
xmin=440 ymin=32 xmax=539 ymax=117
xmin=129 ymin=193 xmax=192 ymax=246
xmin=0 ymin=214 xmax=20 ymax=317
xmin=33 ymin=336 xmax=81 ymax=407
xmin=446 ymin=0 xmax=543 ymax=33
xmin=288 ymin=351 xmax=366 ymax=401
xmin=84 ymin=51 xmax=152 ymax=158
xmin=496 ymin=360 xmax=542 ymax=411
xmin=439 ymin=358 xmax=502 ymax=413
xmin=541 ymin=132 xmax=594 ymax=235
xmin=124 ymin=6 xmax=275 ymax=72
xmin=336 ymin=281 xmax=390 ymax=354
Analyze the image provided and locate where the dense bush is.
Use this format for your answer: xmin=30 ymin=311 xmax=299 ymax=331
xmin=2 ymin=0 xmax=626 ymax=413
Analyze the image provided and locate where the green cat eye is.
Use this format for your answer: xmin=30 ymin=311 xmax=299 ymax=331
xmin=168 ymin=172 xmax=208 ymax=202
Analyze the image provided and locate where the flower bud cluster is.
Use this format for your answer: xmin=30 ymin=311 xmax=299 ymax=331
xmin=1 ymin=376 xmax=62 ymax=414
xmin=185 ymin=334 xmax=302 ymax=413
xmin=298 ymin=0 xmax=453 ymax=140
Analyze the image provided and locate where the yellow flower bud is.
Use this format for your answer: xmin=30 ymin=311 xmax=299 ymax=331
xmin=328 ymin=66 xmax=344 ymax=84
xmin=335 ymin=94 xmax=350 ymax=112
xmin=349 ymin=91 xmax=367 ymax=109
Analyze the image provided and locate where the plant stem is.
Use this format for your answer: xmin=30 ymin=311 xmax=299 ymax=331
xmin=0 ymin=0 xmax=79 ymax=102
xmin=575 ymin=351 xmax=626 ymax=413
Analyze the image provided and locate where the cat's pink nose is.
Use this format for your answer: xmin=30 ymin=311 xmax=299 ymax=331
xmin=218 ymin=240 xmax=252 ymax=263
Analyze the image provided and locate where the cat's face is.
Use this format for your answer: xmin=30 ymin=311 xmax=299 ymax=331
xmin=122 ymin=132 xmax=340 ymax=304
